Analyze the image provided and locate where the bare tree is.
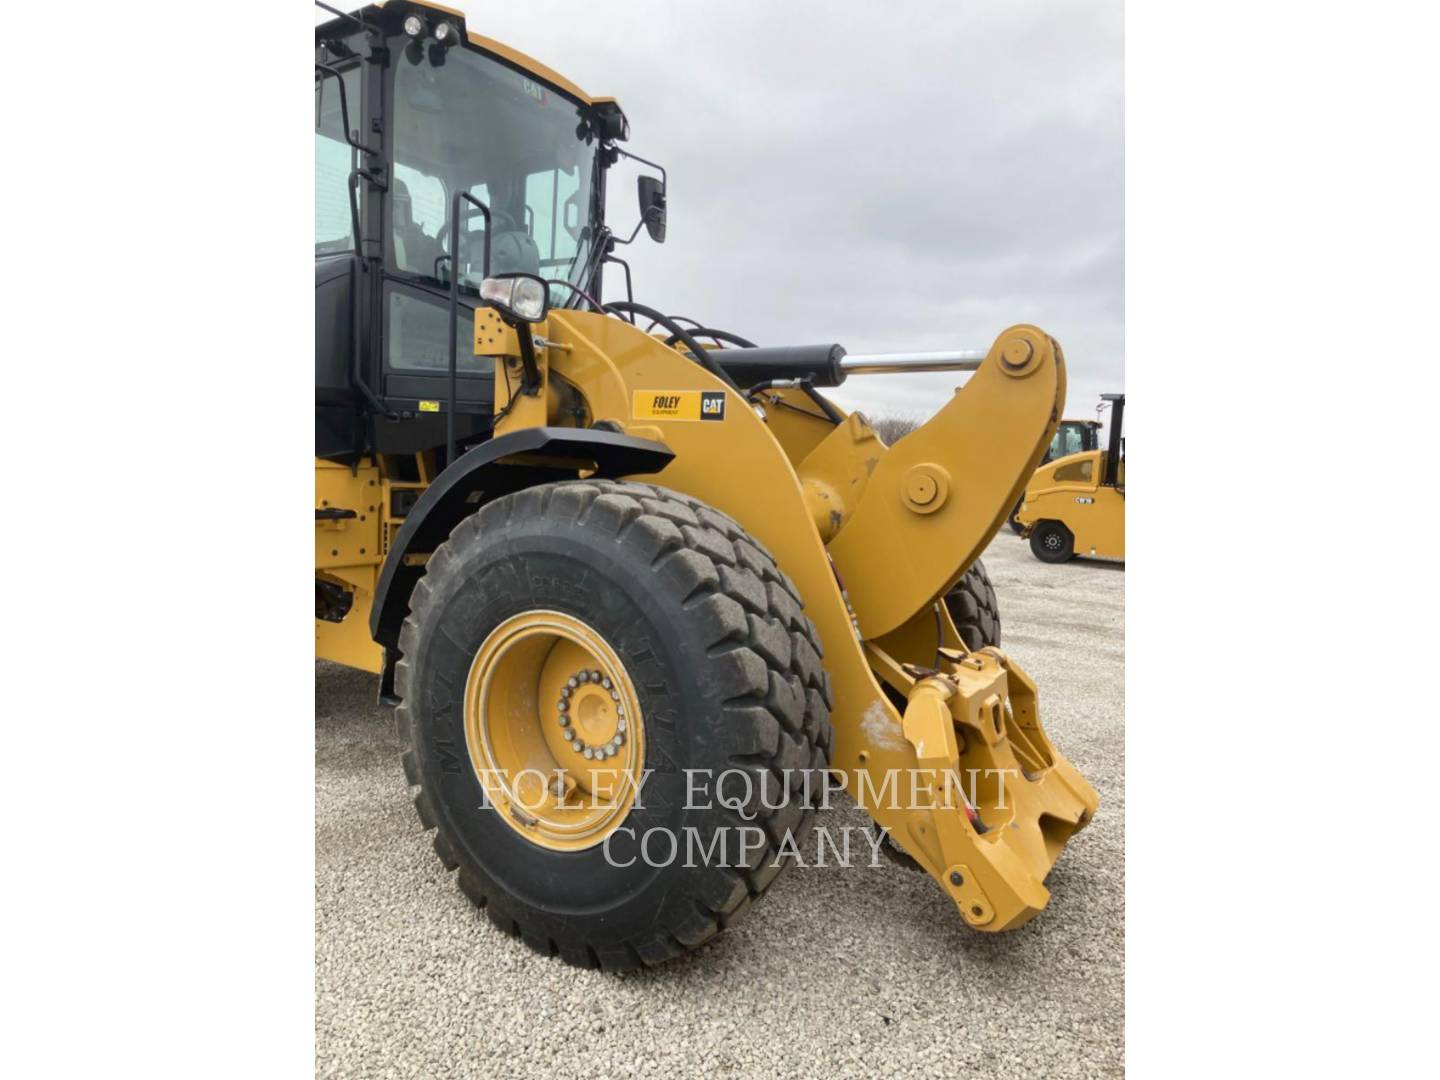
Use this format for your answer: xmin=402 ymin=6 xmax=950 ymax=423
xmin=869 ymin=413 xmax=921 ymax=446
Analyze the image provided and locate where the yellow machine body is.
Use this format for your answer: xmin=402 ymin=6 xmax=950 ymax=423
xmin=1016 ymin=450 xmax=1126 ymax=560
xmin=315 ymin=0 xmax=1098 ymax=933
xmin=315 ymin=457 xmax=429 ymax=674
xmin=319 ymin=310 xmax=1099 ymax=932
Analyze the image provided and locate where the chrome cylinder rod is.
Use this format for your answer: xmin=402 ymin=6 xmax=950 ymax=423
xmin=837 ymin=349 xmax=987 ymax=375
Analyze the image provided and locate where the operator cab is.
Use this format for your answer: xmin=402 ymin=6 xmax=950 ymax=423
xmin=314 ymin=2 xmax=634 ymax=463
xmin=1044 ymin=418 xmax=1102 ymax=464
xmin=1008 ymin=413 xmax=1108 ymax=533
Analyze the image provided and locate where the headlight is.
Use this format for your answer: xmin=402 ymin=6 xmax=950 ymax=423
xmin=402 ymin=14 xmax=426 ymax=37
xmin=433 ymin=20 xmax=460 ymax=46
xmin=481 ymin=273 xmax=549 ymax=324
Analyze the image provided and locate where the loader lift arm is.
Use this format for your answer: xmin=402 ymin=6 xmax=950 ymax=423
xmin=513 ymin=312 xmax=1098 ymax=931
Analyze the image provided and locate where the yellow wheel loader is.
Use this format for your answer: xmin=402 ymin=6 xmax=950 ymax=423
xmin=1006 ymin=418 xmax=1102 ymax=533
xmin=315 ymin=0 xmax=1098 ymax=969
xmin=1016 ymin=394 xmax=1126 ymax=562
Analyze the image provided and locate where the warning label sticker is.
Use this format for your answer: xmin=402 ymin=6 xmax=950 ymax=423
xmin=632 ymin=390 xmax=727 ymax=422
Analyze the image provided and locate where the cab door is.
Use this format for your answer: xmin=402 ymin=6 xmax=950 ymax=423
xmin=375 ymin=166 xmax=496 ymax=454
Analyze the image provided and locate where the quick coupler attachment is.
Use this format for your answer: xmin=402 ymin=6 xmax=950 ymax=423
xmin=871 ymin=648 xmax=1099 ymax=931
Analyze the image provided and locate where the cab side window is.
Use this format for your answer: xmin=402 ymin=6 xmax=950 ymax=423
xmin=525 ymin=166 xmax=586 ymax=277
xmin=315 ymin=66 xmax=360 ymax=253
xmin=391 ymin=163 xmax=447 ymax=276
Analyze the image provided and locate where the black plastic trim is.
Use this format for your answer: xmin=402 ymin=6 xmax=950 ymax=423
xmin=369 ymin=427 xmax=674 ymax=647
xmin=1102 ymin=393 xmax=1125 ymax=487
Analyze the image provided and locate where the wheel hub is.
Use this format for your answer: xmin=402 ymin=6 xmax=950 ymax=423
xmin=558 ymin=668 xmax=628 ymax=759
xmin=463 ymin=610 xmax=646 ymax=852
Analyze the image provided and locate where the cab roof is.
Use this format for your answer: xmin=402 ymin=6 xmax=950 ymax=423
xmin=319 ymin=1 xmax=621 ymax=112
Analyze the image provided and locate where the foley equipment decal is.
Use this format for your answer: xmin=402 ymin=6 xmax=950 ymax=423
xmin=633 ymin=390 xmax=727 ymax=422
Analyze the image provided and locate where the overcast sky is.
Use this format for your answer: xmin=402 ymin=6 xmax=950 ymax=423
xmin=355 ymin=0 xmax=1123 ymax=423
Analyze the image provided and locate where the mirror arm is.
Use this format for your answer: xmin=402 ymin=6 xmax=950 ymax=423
xmin=315 ymin=63 xmax=381 ymax=160
xmin=608 ymin=145 xmax=668 ymax=189
xmin=609 ymin=145 xmax=667 ymax=245
xmin=611 ymin=217 xmax=646 ymax=246
xmin=315 ymin=0 xmax=376 ymax=35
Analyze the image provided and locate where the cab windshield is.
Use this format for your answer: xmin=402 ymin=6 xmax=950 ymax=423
xmin=390 ymin=43 xmax=600 ymax=308
xmin=1051 ymin=423 xmax=1091 ymax=459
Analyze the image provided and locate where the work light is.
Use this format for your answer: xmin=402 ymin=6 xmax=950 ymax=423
xmin=402 ymin=13 xmax=426 ymax=37
xmin=481 ymin=274 xmax=549 ymax=324
xmin=433 ymin=20 xmax=460 ymax=46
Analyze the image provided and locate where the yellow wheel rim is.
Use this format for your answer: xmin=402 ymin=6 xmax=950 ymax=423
xmin=463 ymin=610 xmax=646 ymax=852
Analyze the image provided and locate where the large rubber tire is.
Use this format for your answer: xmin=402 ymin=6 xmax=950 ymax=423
xmin=1030 ymin=520 xmax=1075 ymax=563
xmin=944 ymin=559 xmax=1001 ymax=650
xmin=394 ymin=479 xmax=834 ymax=970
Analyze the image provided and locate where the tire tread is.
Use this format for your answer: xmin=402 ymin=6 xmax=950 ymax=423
xmin=394 ymin=479 xmax=833 ymax=971
xmin=944 ymin=558 xmax=1002 ymax=650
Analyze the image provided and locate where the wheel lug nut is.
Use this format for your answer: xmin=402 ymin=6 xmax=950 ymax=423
xmin=558 ymin=715 xmax=569 ymax=727
xmin=601 ymin=677 xmax=612 ymax=690
xmin=567 ymin=676 xmax=578 ymax=689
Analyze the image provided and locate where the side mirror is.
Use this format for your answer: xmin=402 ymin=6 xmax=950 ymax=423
xmin=637 ymin=175 xmax=666 ymax=243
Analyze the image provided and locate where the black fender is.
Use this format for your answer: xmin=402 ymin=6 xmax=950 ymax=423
xmin=369 ymin=427 xmax=674 ymax=652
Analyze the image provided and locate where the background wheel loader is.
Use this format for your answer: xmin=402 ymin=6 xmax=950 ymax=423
xmin=1006 ymin=417 xmax=1102 ymax=533
xmin=1015 ymin=393 xmax=1126 ymax=562
xmin=315 ymin=0 xmax=1098 ymax=970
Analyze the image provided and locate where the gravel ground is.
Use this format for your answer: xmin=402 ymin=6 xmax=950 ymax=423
xmin=316 ymin=529 xmax=1124 ymax=1078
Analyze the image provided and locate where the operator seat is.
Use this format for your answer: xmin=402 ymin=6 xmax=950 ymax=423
xmin=391 ymin=178 xmax=443 ymax=276
xmin=489 ymin=220 xmax=541 ymax=278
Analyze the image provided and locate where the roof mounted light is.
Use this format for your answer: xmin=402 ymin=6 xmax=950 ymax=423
xmin=594 ymin=100 xmax=630 ymax=143
xmin=402 ymin=13 xmax=426 ymax=38
xmin=481 ymin=273 xmax=549 ymax=324
xmin=433 ymin=20 xmax=460 ymax=47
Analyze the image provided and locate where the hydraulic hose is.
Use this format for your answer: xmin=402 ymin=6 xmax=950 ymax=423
xmin=662 ymin=327 xmax=759 ymax=350
xmin=603 ymin=300 xmax=740 ymax=391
